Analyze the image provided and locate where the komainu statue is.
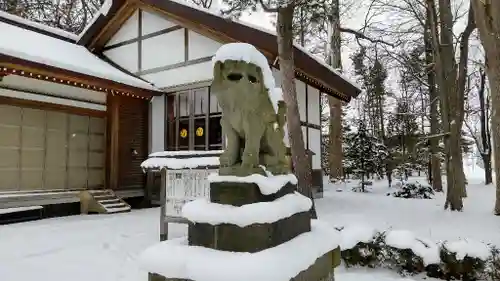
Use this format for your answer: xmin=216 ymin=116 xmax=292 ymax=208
xmin=211 ymin=43 xmax=290 ymax=177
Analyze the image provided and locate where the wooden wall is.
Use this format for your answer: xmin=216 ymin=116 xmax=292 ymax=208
xmin=108 ymin=94 xmax=148 ymax=191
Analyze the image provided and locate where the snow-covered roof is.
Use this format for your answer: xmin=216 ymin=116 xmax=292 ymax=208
xmin=77 ymin=0 xmax=113 ymax=41
xmin=0 ymin=10 xmax=78 ymax=41
xmin=168 ymin=0 xmax=362 ymax=92
xmin=78 ymin=0 xmax=361 ymax=99
xmin=0 ymin=17 xmax=157 ymax=91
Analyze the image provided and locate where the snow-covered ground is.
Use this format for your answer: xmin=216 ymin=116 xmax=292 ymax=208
xmin=0 ymin=165 xmax=497 ymax=281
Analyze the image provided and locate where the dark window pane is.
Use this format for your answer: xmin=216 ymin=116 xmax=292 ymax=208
xmin=167 ymin=95 xmax=176 ymax=120
xmin=209 ymin=116 xmax=222 ymax=147
xmin=167 ymin=121 xmax=176 ymax=150
xmin=178 ymin=119 xmax=189 ymax=148
xmin=194 ymin=118 xmax=206 ymax=147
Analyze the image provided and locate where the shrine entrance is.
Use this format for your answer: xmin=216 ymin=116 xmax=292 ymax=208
xmin=166 ymin=87 xmax=223 ymax=151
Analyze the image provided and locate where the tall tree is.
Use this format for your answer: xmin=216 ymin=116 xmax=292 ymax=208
xmin=424 ymin=8 xmax=443 ymax=191
xmin=469 ymin=0 xmax=500 ymax=214
xmin=326 ymin=0 xmax=344 ymax=182
xmin=426 ymin=0 xmax=475 ymax=211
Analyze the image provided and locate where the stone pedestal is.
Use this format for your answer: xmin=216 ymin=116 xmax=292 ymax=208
xmin=188 ymin=211 xmax=310 ymax=252
xmin=186 ymin=181 xmax=338 ymax=280
xmin=145 ymin=180 xmax=340 ymax=281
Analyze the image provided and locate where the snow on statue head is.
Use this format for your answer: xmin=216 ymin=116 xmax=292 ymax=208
xmin=211 ymin=43 xmax=289 ymax=177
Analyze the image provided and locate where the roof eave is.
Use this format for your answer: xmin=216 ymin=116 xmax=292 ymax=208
xmin=78 ymin=0 xmax=361 ymax=101
xmin=0 ymin=54 xmax=163 ymax=99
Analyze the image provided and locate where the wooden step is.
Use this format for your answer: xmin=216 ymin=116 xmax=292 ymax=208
xmin=80 ymin=190 xmax=131 ymax=214
xmin=98 ymin=198 xmax=120 ymax=204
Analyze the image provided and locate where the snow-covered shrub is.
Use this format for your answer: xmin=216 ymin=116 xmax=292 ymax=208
xmin=340 ymin=233 xmax=385 ymax=268
xmin=437 ymin=241 xmax=490 ymax=281
xmin=390 ymin=181 xmax=434 ymax=199
xmin=382 ymin=230 xmax=440 ymax=276
xmin=337 ymin=225 xmax=498 ymax=280
xmin=484 ymin=247 xmax=500 ymax=281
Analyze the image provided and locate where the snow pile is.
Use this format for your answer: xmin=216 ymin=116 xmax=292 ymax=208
xmin=207 ymin=172 xmax=298 ymax=195
xmin=385 ymin=230 xmax=440 ymax=265
xmin=141 ymin=156 xmax=219 ymax=170
xmin=444 ymin=239 xmax=492 ymax=260
xmin=212 ymin=43 xmax=283 ymax=114
xmin=339 ymin=224 xmax=378 ymax=250
xmin=139 ymin=220 xmax=339 ymax=281
xmin=182 ymin=192 xmax=312 ymax=227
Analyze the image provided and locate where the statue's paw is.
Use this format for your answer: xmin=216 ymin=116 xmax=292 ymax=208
xmin=238 ymin=163 xmax=265 ymax=176
xmin=265 ymin=165 xmax=289 ymax=176
xmin=219 ymin=153 xmax=237 ymax=167
xmin=242 ymin=153 xmax=259 ymax=167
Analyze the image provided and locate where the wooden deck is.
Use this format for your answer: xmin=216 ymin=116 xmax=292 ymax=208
xmin=0 ymin=189 xmax=144 ymax=209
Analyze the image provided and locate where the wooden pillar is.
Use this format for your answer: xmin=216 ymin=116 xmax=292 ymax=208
xmin=107 ymin=94 xmax=120 ymax=190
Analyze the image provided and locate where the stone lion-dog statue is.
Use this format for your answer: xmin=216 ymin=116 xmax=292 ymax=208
xmin=211 ymin=44 xmax=289 ymax=177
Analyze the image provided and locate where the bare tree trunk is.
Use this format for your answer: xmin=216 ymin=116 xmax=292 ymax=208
xmin=426 ymin=46 xmax=443 ymax=192
xmin=425 ymin=19 xmax=443 ymax=191
xmin=277 ymin=5 xmax=317 ymax=218
xmin=478 ymin=68 xmax=493 ymax=184
xmin=327 ymin=0 xmax=344 ymax=181
xmin=427 ymin=0 xmax=471 ymax=210
xmin=425 ymin=10 xmax=443 ymax=191
xmin=470 ymin=0 xmax=500 ymax=214
xmin=488 ymin=67 xmax=500 ymax=214
xmin=329 ymin=99 xmax=343 ymax=181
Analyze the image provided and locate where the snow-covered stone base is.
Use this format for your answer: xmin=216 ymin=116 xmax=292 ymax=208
xmin=182 ymin=192 xmax=312 ymax=227
xmin=139 ymin=220 xmax=339 ymax=281
xmin=207 ymin=172 xmax=297 ymax=195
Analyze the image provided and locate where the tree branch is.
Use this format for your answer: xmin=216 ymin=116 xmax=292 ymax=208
xmin=339 ymin=27 xmax=395 ymax=47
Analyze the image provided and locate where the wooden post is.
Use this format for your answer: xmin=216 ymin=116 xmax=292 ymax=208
xmin=149 ymin=167 xmax=168 ymax=281
xmin=107 ymin=94 xmax=120 ymax=190
xmin=159 ymin=167 xmax=168 ymax=241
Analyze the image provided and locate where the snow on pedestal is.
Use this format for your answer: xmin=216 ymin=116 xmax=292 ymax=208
xmin=139 ymin=220 xmax=340 ymax=281
xmin=182 ymin=192 xmax=312 ymax=227
xmin=207 ymin=172 xmax=297 ymax=195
